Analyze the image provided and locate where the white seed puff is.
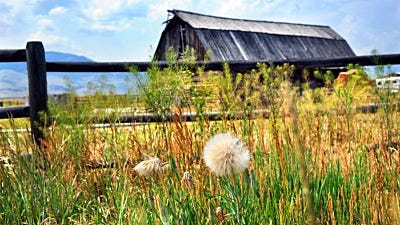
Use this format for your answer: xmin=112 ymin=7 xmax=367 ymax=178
xmin=133 ymin=157 xmax=168 ymax=177
xmin=203 ymin=133 xmax=250 ymax=176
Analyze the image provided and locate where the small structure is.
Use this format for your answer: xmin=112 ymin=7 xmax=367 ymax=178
xmin=154 ymin=9 xmax=356 ymax=62
xmin=376 ymin=73 xmax=400 ymax=92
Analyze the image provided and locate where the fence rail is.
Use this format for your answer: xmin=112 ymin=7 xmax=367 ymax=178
xmin=0 ymin=49 xmax=26 ymax=62
xmin=0 ymin=106 xmax=30 ymax=118
xmin=1 ymin=41 xmax=400 ymax=148
xmin=46 ymin=54 xmax=400 ymax=73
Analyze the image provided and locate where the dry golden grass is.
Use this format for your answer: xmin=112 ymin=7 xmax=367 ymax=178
xmin=1 ymin=65 xmax=399 ymax=224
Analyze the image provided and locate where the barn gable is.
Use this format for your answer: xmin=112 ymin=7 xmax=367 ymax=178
xmin=154 ymin=9 xmax=355 ymax=61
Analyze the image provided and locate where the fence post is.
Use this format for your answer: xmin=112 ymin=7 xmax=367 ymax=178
xmin=26 ymin=41 xmax=49 ymax=148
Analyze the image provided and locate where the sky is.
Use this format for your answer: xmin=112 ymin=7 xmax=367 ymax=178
xmin=1 ymin=0 xmax=400 ymax=62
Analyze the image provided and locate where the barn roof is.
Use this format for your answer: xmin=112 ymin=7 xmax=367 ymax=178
xmin=159 ymin=10 xmax=356 ymax=61
xmin=172 ymin=10 xmax=343 ymax=40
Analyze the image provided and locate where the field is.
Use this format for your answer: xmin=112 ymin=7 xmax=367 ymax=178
xmin=0 ymin=62 xmax=399 ymax=224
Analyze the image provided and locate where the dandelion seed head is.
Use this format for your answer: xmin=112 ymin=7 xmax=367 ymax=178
xmin=181 ymin=171 xmax=193 ymax=188
xmin=133 ymin=157 xmax=168 ymax=177
xmin=183 ymin=171 xmax=192 ymax=181
xmin=203 ymin=133 xmax=250 ymax=176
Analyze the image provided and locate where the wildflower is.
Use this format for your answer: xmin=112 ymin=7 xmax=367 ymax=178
xmin=133 ymin=157 xmax=168 ymax=177
xmin=203 ymin=133 xmax=250 ymax=176
xmin=181 ymin=171 xmax=193 ymax=188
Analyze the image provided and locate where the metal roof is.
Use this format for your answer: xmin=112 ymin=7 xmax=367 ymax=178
xmin=172 ymin=10 xmax=344 ymax=40
xmin=195 ymin=29 xmax=355 ymax=61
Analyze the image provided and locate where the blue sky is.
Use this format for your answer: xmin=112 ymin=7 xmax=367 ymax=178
xmin=1 ymin=0 xmax=399 ymax=62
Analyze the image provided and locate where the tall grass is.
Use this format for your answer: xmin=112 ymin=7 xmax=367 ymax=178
xmin=0 ymin=61 xmax=399 ymax=224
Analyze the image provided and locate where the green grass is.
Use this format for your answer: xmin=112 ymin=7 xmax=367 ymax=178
xmin=0 ymin=63 xmax=399 ymax=224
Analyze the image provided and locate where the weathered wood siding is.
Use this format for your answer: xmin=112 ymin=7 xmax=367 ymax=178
xmin=196 ymin=30 xmax=355 ymax=61
xmin=155 ymin=18 xmax=207 ymax=61
xmin=154 ymin=10 xmax=356 ymax=62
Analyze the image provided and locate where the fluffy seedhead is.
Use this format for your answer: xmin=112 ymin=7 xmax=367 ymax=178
xmin=133 ymin=157 xmax=169 ymax=177
xmin=203 ymin=133 xmax=250 ymax=176
xmin=181 ymin=171 xmax=193 ymax=188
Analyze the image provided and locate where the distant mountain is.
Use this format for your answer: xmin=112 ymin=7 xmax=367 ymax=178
xmin=0 ymin=51 xmax=137 ymax=99
xmin=46 ymin=51 xmax=93 ymax=62
xmin=0 ymin=70 xmax=28 ymax=98
xmin=0 ymin=51 xmax=93 ymax=73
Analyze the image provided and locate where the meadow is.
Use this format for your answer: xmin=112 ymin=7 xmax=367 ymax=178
xmin=0 ymin=60 xmax=399 ymax=224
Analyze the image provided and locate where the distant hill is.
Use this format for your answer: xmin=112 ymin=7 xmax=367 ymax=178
xmin=46 ymin=51 xmax=94 ymax=62
xmin=0 ymin=51 xmax=93 ymax=73
xmin=0 ymin=51 xmax=136 ymax=99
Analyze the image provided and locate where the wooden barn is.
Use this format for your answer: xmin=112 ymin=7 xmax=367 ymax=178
xmin=154 ymin=9 xmax=356 ymax=62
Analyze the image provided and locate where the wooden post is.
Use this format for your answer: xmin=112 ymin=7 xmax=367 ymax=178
xmin=26 ymin=42 xmax=49 ymax=147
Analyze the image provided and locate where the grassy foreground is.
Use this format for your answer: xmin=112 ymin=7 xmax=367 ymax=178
xmin=0 ymin=63 xmax=399 ymax=224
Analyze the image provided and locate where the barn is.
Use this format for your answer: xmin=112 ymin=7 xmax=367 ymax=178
xmin=154 ymin=9 xmax=356 ymax=62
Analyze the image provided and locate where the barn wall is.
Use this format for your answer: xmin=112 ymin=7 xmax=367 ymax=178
xmin=184 ymin=25 xmax=207 ymax=61
xmin=154 ymin=19 xmax=182 ymax=61
xmin=154 ymin=18 xmax=207 ymax=61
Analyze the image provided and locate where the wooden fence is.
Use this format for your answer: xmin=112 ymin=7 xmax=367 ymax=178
xmin=1 ymin=41 xmax=400 ymax=147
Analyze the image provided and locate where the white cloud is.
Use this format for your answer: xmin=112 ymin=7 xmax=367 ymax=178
xmin=90 ymin=20 xmax=132 ymax=31
xmin=49 ymin=6 xmax=67 ymax=16
xmin=24 ymin=17 xmax=63 ymax=45
xmin=210 ymin=0 xmax=248 ymax=18
xmin=0 ymin=0 xmax=37 ymax=25
xmin=0 ymin=1 xmax=41 ymax=48
xmin=82 ymin=0 xmax=123 ymax=20
xmin=78 ymin=0 xmax=146 ymax=32
xmin=147 ymin=0 xmax=192 ymax=20
xmin=80 ymin=0 xmax=144 ymax=20
xmin=28 ymin=31 xmax=66 ymax=45
xmin=1 ymin=0 xmax=33 ymax=14
xmin=205 ymin=0 xmax=287 ymax=20
xmin=38 ymin=18 xmax=53 ymax=29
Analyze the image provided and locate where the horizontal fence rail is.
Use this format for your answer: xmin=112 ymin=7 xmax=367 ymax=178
xmin=0 ymin=106 xmax=30 ymax=118
xmin=1 ymin=103 xmax=396 ymax=129
xmin=81 ymin=110 xmax=271 ymax=124
xmin=46 ymin=54 xmax=400 ymax=73
xmin=0 ymin=49 xmax=26 ymax=62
